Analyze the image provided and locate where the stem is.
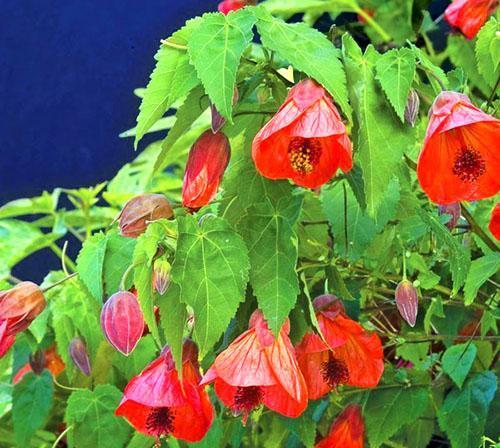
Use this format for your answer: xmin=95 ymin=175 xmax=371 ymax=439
xmin=160 ymin=39 xmax=187 ymax=50
xmin=242 ymin=57 xmax=294 ymax=87
xmin=53 ymin=376 xmax=85 ymax=392
xmin=51 ymin=426 xmax=73 ymax=448
xmin=42 ymin=273 xmax=78 ymax=293
xmin=342 ymin=382 xmax=430 ymax=395
xmin=417 ymin=64 xmax=446 ymax=92
xmin=355 ymin=6 xmax=391 ymax=42
xmin=378 ymin=332 xmax=500 ymax=342
xmin=120 ymin=264 xmax=135 ymax=291
xmin=49 ymin=243 xmax=77 ymax=272
xmin=486 ymin=74 xmax=500 ymax=108
xmin=461 ymin=204 xmax=498 ymax=251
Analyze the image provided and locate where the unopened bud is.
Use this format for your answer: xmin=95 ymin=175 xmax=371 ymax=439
xmin=69 ymin=338 xmax=91 ymax=376
xmin=101 ymin=291 xmax=145 ymax=356
xmin=118 ymin=194 xmax=173 ymax=238
xmin=152 ymin=258 xmax=171 ymax=295
xmin=256 ymin=85 xmax=271 ymax=104
xmin=395 ymin=280 xmax=419 ymax=327
xmin=438 ymin=203 xmax=461 ymax=230
xmin=404 ymin=89 xmax=420 ymax=127
xmin=211 ymin=88 xmax=238 ymax=133
xmin=29 ymin=350 xmax=46 ymax=375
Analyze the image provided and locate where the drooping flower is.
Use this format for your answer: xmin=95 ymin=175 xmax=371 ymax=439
xmin=116 ymin=339 xmax=214 ymax=443
xmin=417 ymin=91 xmax=500 ymax=204
xmin=444 ymin=0 xmax=498 ymax=39
xmin=252 ymin=79 xmax=353 ymax=189
xmin=118 ymin=194 xmax=173 ymax=238
xmin=316 ymin=404 xmax=365 ymax=448
xmin=438 ymin=202 xmax=462 ymax=230
xmin=69 ymin=337 xmax=92 ymax=376
xmin=101 ymin=291 xmax=145 ymax=356
xmin=0 ymin=282 xmax=46 ymax=358
xmin=489 ymin=203 xmax=500 ymax=240
xmin=201 ymin=310 xmax=308 ymax=423
xmin=296 ymin=295 xmax=383 ymax=400
xmin=218 ymin=0 xmax=252 ymax=14
xmin=13 ymin=346 xmax=65 ymax=384
xmin=182 ymin=130 xmax=231 ymax=210
xmin=395 ymin=280 xmax=419 ymax=327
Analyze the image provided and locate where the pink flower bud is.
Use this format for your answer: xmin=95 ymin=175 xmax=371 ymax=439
xmin=69 ymin=337 xmax=91 ymax=376
xmin=152 ymin=258 xmax=171 ymax=295
xmin=404 ymin=89 xmax=420 ymax=127
xmin=438 ymin=202 xmax=461 ymax=230
xmin=395 ymin=280 xmax=419 ymax=327
xmin=100 ymin=291 xmax=145 ymax=356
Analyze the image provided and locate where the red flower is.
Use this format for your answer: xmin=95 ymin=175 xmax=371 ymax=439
xmin=116 ymin=339 xmax=214 ymax=443
xmin=252 ymin=79 xmax=353 ymax=189
xmin=417 ymin=91 xmax=500 ymax=204
xmin=201 ymin=310 xmax=308 ymax=423
xmin=444 ymin=0 xmax=497 ymax=39
xmin=296 ymin=295 xmax=384 ymax=400
xmin=489 ymin=203 xmax=500 ymax=240
xmin=0 ymin=282 xmax=46 ymax=358
xmin=218 ymin=0 xmax=248 ymax=14
xmin=182 ymin=130 xmax=231 ymax=210
xmin=316 ymin=404 xmax=365 ymax=448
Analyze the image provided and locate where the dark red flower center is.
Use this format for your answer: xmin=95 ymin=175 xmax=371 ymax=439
xmin=233 ymin=386 xmax=263 ymax=414
xmin=452 ymin=147 xmax=486 ymax=183
xmin=145 ymin=407 xmax=175 ymax=438
xmin=288 ymin=137 xmax=322 ymax=175
xmin=321 ymin=355 xmax=349 ymax=388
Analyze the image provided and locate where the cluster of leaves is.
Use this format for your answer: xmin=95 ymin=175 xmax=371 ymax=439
xmin=0 ymin=1 xmax=498 ymax=448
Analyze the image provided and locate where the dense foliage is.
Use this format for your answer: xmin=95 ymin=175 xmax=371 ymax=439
xmin=0 ymin=1 xmax=499 ymax=447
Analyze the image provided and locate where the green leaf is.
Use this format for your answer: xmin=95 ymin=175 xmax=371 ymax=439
xmin=158 ymin=282 xmax=187 ymax=372
xmin=0 ymin=190 xmax=59 ymax=219
xmin=114 ymin=335 xmax=157 ymax=380
xmin=476 ymin=17 xmax=500 ymax=88
xmin=172 ymin=215 xmax=249 ymax=356
xmin=364 ymin=385 xmax=429 ymax=447
xmin=134 ymin=18 xmax=201 ymax=147
xmin=375 ymin=48 xmax=416 ymax=121
xmin=463 ymin=253 xmax=500 ymax=305
xmin=343 ymin=38 xmax=410 ymax=217
xmin=262 ymin=0 xmax=357 ymax=18
xmin=238 ymin=195 xmax=302 ymax=335
xmin=76 ymin=232 xmax=108 ymax=304
xmin=65 ymin=385 xmax=131 ymax=448
xmin=424 ymin=297 xmax=444 ymax=335
xmin=442 ymin=343 xmax=478 ymax=388
xmin=103 ymin=233 xmax=136 ymax=296
xmin=12 ymin=371 xmax=53 ymax=447
xmin=188 ymin=10 xmax=256 ymax=121
xmin=438 ymin=372 xmax=497 ymax=448
xmin=410 ymin=43 xmax=448 ymax=94
xmin=404 ymin=400 xmax=436 ymax=448
xmin=255 ymin=6 xmax=351 ymax=118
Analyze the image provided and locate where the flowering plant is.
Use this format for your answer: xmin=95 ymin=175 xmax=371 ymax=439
xmin=0 ymin=1 xmax=498 ymax=447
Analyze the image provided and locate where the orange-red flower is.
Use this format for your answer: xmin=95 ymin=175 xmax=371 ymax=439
xmin=13 ymin=346 xmax=65 ymax=384
xmin=182 ymin=130 xmax=231 ymax=210
xmin=417 ymin=91 xmax=500 ymax=205
xmin=0 ymin=282 xmax=46 ymax=358
xmin=218 ymin=0 xmax=252 ymax=14
xmin=252 ymin=79 xmax=353 ymax=189
xmin=445 ymin=0 xmax=498 ymax=39
xmin=296 ymin=295 xmax=384 ymax=400
xmin=201 ymin=310 xmax=308 ymax=423
xmin=116 ymin=339 xmax=214 ymax=443
xmin=316 ymin=404 xmax=365 ymax=448
xmin=489 ymin=203 xmax=500 ymax=240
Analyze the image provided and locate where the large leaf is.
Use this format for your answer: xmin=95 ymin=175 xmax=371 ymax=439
xmin=65 ymin=385 xmax=131 ymax=448
xmin=475 ymin=17 xmax=500 ymax=88
xmin=441 ymin=343 xmax=477 ymax=389
xmin=171 ymin=215 xmax=249 ymax=356
xmin=463 ymin=253 xmax=500 ymax=305
xmin=438 ymin=372 xmax=497 ymax=448
xmin=255 ymin=6 xmax=351 ymax=118
xmin=103 ymin=233 xmax=136 ymax=296
xmin=238 ymin=195 xmax=302 ymax=335
xmin=12 ymin=371 xmax=53 ymax=447
xmin=375 ymin=48 xmax=416 ymax=121
xmin=76 ymin=231 xmax=108 ymax=304
xmin=343 ymin=37 xmax=411 ymax=217
xmin=364 ymin=385 xmax=429 ymax=447
xmin=134 ymin=18 xmax=201 ymax=147
xmin=188 ymin=10 xmax=256 ymax=120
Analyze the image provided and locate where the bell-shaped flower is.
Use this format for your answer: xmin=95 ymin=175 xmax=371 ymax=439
xmin=444 ymin=0 xmax=497 ymax=39
xmin=316 ymin=404 xmax=365 ymax=448
xmin=489 ymin=203 xmax=500 ymax=240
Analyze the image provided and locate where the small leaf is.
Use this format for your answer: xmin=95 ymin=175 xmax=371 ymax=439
xmin=65 ymin=385 xmax=131 ymax=448
xmin=463 ymin=253 xmax=500 ymax=305
xmin=76 ymin=232 xmax=108 ymax=304
xmin=438 ymin=372 xmax=497 ymax=448
xmin=475 ymin=17 xmax=500 ymax=88
xmin=12 ymin=371 xmax=53 ymax=447
xmin=442 ymin=343 xmax=478 ymax=388
xmin=375 ymin=48 xmax=416 ymax=121
xmin=188 ymin=10 xmax=256 ymax=121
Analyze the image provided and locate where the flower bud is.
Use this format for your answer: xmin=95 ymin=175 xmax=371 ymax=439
xmin=101 ymin=291 xmax=145 ymax=356
xmin=29 ymin=350 xmax=46 ymax=375
xmin=438 ymin=202 xmax=461 ymax=230
xmin=118 ymin=194 xmax=173 ymax=238
xmin=182 ymin=130 xmax=231 ymax=210
xmin=256 ymin=85 xmax=271 ymax=104
xmin=395 ymin=280 xmax=419 ymax=327
xmin=211 ymin=88 xmax=239 ymax=134
xmin=0 ymin=282 xmax=46 ymax=355
xmin=152 ymin=258 xmax=171 ymax=295
xmin=69 ymin=337 xmax=92 ymax=376
xmin=404 ymin=89 xmax=420 ymax=127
